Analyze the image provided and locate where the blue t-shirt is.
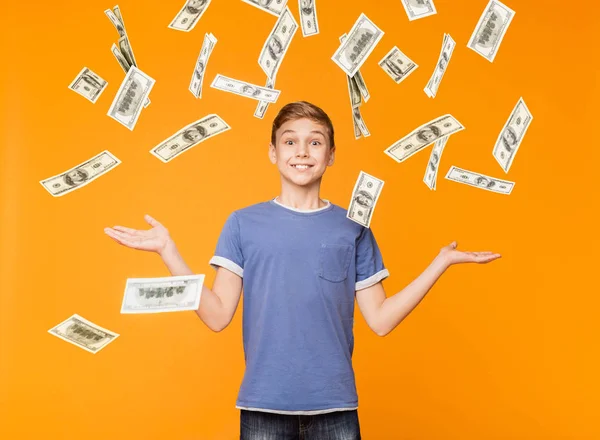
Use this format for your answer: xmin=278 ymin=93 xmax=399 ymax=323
xmin=209 ymin=197 xmax=389 ymax=415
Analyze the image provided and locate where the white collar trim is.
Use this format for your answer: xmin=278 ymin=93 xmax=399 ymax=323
xmin=272 ymin=197 xmax=331 ymax=213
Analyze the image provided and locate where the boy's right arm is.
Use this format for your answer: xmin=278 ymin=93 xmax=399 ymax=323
xmin=160 ymin=240 xmax=242 ymax=333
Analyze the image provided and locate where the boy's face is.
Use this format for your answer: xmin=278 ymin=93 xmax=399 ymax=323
xmin=269 ymin=117 xmax=335 ymax=188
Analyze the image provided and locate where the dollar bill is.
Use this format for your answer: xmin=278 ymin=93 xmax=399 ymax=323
xmin=210 ymin=74 xmax=280 ymax=103
xmin=168 ymin=0 xmax=212 ymax=32
xmin=339 ymin=33 xmax=369 ymax=102
xmin=111 ymin=43 xmax=131 ymax=72
xmin=118 ymin=35 xmax=138 ymax=68
xmin=241 ymin=0 xmax=288 ymax=17
xmin=40 ymin=150 xmax=121 ymax=197
xmin=113 ymin=5 xmax=124 ymax=24
xmin=400 ymin=0 xmax=437 ymax=21
xmin=150 ymin=114 xmax=231 ymax=163
xmin=258 ymin=6 xmax=298 ymax=80
xmin=107 ymin=66 xmax=155 ymax=130
xmin=347 ymin=171 xmax=384 ymax=228
xmin=332 ymin=13 xmax=384 ymax=77
xmin=423 ymin=136 xmax=449 ymax=190
xmin=48 ymin=314 xmax=120 ymax=354
xmin=340 ymin=34 xmax=363 ymax=108
xmin=445 ymin=165 xmax=515 ymax=195
xmin=384 ymin=114 xmax=464 ymax=163
xmin=254 ymin=74 xmax=276 ymax=119
xmin=352 ymin=110 xmax=362 ymax=139
xmin=121 ymin=274 xmax=205 ymax=314
xmin=378 ymin=46 xmax=418 ymax=84
xmin=110 ymin=44 xmax=150 ymax=108
xmin=299 ymin=0 xmax=319 ymax=37
xmin=424 ymin=33 xmax=455 ymax=98
xmin=467 ymin=0 xmax=515 ymax=62
xmin=104 ymin=8 xmax=126 ymax=37
xmin=492 ymin=97 xmax=532 ymax=173
xmin=189 ymin=32 xmax=217 ymax=98
xmin=68 ymin=67 xmax=108 ymax=103
xmin=353 ymin=107 xmax=370 ymax=137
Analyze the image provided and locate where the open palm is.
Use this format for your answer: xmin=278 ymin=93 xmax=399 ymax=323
xmin=104 ymin=214 xmax=171 ymax=254
xmin=439 ymin=241 xmax=502 ymax=265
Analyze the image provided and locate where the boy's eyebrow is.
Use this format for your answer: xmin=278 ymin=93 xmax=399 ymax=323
xmin=280 ymin=129 xmax=325 ymax=137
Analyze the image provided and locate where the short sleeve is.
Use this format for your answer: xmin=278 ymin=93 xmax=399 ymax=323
xmin=208 ymin=212 xmax=244 ymax=278
xmin=355 ymin=227 xmax=389 ymax=291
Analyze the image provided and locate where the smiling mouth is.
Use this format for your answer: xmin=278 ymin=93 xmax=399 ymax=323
xmin=290 ymin=164 xmax=313 ymax=170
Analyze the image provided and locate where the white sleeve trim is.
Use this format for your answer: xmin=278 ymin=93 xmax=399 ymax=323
xmin=355 ymin=268 xmax=389 ymax=291
xmin=209 ymin=256 xmax=243 ymax=278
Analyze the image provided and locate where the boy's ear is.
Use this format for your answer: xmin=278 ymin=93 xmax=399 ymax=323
xmin=327 ymin=147 xmax=335 ymax=166
xmin=268 ymin=143 xmax=277 ymax=164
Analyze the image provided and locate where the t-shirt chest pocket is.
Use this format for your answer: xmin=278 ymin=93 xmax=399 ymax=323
xmin=317 ymin=243 xmax=354 ymax=282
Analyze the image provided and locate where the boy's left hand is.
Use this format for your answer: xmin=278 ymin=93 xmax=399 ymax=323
xmin=439 ymin=241 xmax=501 ymax=266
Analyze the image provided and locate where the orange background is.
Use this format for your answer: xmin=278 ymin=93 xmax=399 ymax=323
xmin=2 ymin=0 xmax=599 ymax=438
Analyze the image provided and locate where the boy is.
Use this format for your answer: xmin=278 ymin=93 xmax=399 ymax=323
xmin=104 ymin=101 xmax=501 ymax=439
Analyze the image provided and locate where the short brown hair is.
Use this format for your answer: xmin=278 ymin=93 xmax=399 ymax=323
xmin=271 ymin=101 xmax=335 ymax=148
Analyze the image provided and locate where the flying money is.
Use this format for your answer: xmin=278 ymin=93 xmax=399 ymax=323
xmin=332 ymin=13 xmax=384 ymax=77
xmin=107 ymin=66 xmax=155 ymax=130
xmin=110 ymin=43 xmax=150 ymax=108
xmin=492 ymin=97 xmax=532 ymax=173
xmin=299 ymin=0 xmax=319 ymax=37
xmin=105 ymin=7 xmax=126 ymax=38
xmin=353 ymin=107 xmax=370 ymax=138
xmin=68 ymin=67 xmax=108 ymax=103
xmin=424 ymin=33 xmax=455 ymax=98
xmin=347 ymin=171 xmax=384 ymax=228
xmin=189 ymin=32 xmax=217 ymax=98
xmin=48 ymin=314 xmax=120 ymax=354
xmin=105 ymin=7 xmax=138 ymax=68
xmin=445 ymin=165 xmax=515 ymax=195
xmin=168 ymin=0 xmax=212 ymax=32
xmin=400 ymin=0 xmax=437 ymax=21
xmin=150 ymin=114 xmax=231 ymax=163
xmin=378 ymin=46 xmax=418 ymax=84
xmin=340 ymin=33 xmax=369 ymax=103
xmin=121 ymin=274 xmax=205 ymax=314
xmin=210 ymin=74 xmax=280 ymax=102
xmin=467 ymin=0 xmax=515 ymax=62
xmin=241 ymin=0 xmax=288 ymax=16
xmin=40 ymin=150 xmax=121 ymax=197
xmin=423 ymin=136 xmax=449 ymax=190
xmin=384 ymin=114 xmax=464 ymax=163
xmin=258 ymin=6 xmax=298 ymax=80
xmin=254 ymin=74 xmax=276 ymax=119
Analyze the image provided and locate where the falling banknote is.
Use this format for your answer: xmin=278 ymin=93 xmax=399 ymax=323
xmin=347 ymin=171 xmax=384 ymax=228
xmin=241 ymin=0 xmax=288 ymax=16
xmin=189 ymin=32 xmax=217 ymax=98
xmin=299 ymin=0 xmax=319 ymax=37
xmin=40 ymin=150 xmax=121 ymax=197
xmin=210 ymin=74 xmax=280 ymax=102
xmin=378 ymin=46 xmax=418 ymax=85
xmin=254 ymin=74 xmax=276 ymax=119
xmin=332 ymin=13 xmax=384 ymax=77
xmin=107 ymin=66 xmax=155 ymax=130
xmin=445 ymin=165 xmax=515 ymax=195
xmin=48 ymin=314 xmax=119 ymax=354
xmin=467 ymin=0 xmax=515 ymax=62
xmin=400 ymin=0 xmax=437 ymax=21
xmin=150 ymin=114 xmax=230 ymax=163
xmin=168 ymin=0 xmax=212 ymax=32
xmin=423 ymin=136 xmax=449 ymax=190
xmin=121 ymin=274 xmax=205 ymax=314
xmin=384 ymin=114 xmax=464 ymax=163
xmin=492 ymin=97 xmax=532 ymax=173
xmin=258 ymin=6 xmax=298 ymax=80
xmin=424 ymin=33 xmax=455 ymax=98
xmin=68 ymin=67 xmax=108 ymax=103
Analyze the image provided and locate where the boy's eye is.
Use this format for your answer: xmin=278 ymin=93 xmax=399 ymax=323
xmin=311 ymin=140 xmax=322 ymax=146
xmin=285 ymin=140 xmax=294 ymax=145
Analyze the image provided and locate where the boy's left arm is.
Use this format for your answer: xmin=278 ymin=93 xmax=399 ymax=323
xmin=356 ymin=254 xmax=450 ymax=337
xmin=356 ymin=241 xmax=501 ymax=337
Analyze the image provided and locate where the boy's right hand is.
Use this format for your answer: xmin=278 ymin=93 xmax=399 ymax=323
xmin=104 ymin=214 xmax=172 ymax=255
